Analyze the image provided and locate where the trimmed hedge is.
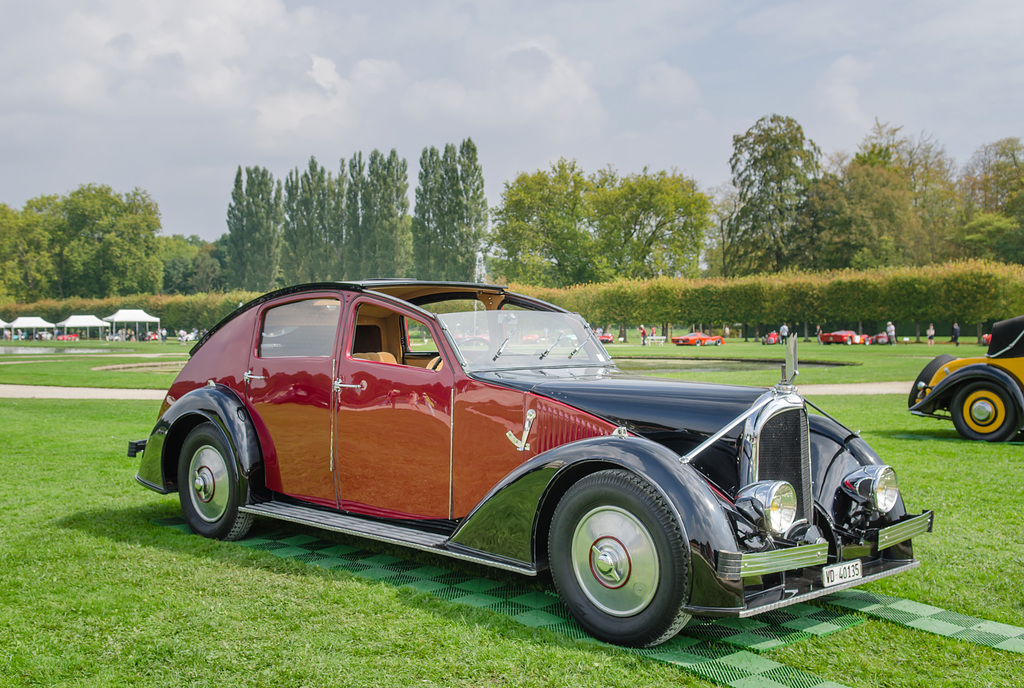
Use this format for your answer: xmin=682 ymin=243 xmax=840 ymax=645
xmin=0 ymin=291 xmax=258 ymax=333
xmin=4 ymin=260 xmax=1023 ymax=338
xmin=510 ymin=260 xmax=1024 ymax=337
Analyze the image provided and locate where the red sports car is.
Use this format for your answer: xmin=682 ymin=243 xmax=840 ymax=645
xmin=868 ymin=333 xmax=890 ymax=345
xmin=671 ymin=332 xmax=723 ymax=346
xmin=820 ymin=330 xmax=867 ymax=345
xmin=55 ymin=333 xmax=80 ymax=341
xmin=597 ymin=332 xmax=614 ymax=344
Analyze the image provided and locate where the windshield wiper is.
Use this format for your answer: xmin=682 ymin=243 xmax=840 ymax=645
xmin=567 ymin=329 xmax=597 ymax=359
xmin=492 ymin=327 xmax=517 ymax=361
xmin=539 ymin=332 xmax=564 ymax=359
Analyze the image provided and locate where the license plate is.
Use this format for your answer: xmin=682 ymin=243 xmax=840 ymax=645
xmin=821 ymin=559 xmax=862 ymax=588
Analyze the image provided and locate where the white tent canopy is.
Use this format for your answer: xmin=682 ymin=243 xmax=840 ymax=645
xmin=0 ymin=317 xmax=8 ymax=328
xmin=9 ymin=316 xmax=56 ymax=329
xmin=57 ymin=314 xmax=112 ymax=339
xmin=103 ymin=308 xmax=161 ymax=339
xmin=57 ymin=314 xmax=111 ymax=329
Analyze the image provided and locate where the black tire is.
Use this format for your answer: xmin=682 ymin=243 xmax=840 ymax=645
xmin=950 ymin=382 xmax=1020 ymax=442
xmin=548 ymin=469 xmax=690 ymax=647
xmin=178 ymin=422 xmax=253 ymax=540
xmin=694 ymin=340 xmax=702 ymax=347
xmin=908 ymin=354 xmax=957 ymax=408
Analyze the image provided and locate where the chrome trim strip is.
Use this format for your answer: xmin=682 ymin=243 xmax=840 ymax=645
xmin=240 ymin=502 xmax=538 ymax=575
xmin=717 ymin=542 xmax=829 ymax=579
xmin=682 ymin=393 xmax=776 ymax=464
xmin=878 ymin=511 xmax=934 ymax=550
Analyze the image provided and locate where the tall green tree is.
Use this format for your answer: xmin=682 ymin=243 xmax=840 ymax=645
xmin=225 ymin=166 xmax=284 ymax=291
xmin=590 ymin=167 xmax=710 ymax=279
xmin=345 ymin=153 xmax=366 ymax=279
xmin=360 ymin=149 xmax=411 ymax=278
xmin=412 ymin=138 xmax=487 ymax=281
xmin=0 ymin=201 xmax=54 ymax=300
xmin=727 ymin=114 xmax=821 ymax=275
xmin=282 ymin=156 xmax=347 ymax=284
xmin=489 ymin=158 xmax=600 ymax=287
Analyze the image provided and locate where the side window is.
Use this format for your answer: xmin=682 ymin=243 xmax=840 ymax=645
xmin=350 ymin=302 xmax=442 ymax=370
xmin=259 ymin=298 xmax=341 ymax=358
xmin=405 ymin=317 xmax=437 ymax=353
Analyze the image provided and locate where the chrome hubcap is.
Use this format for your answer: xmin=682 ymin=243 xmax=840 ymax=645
xmin=970 ymin=400 xmax=995 ymax=424
xmin=188 ymin=444 xmax=229 ymax=523
xmin=571 ymin=506 xmax=659 ymax=617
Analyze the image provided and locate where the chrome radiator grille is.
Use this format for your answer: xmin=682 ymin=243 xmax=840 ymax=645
xmin=756 ymin=408 xmax=812 ymax=523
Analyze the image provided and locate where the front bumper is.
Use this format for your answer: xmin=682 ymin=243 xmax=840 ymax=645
xmin=695 ymin=510 xmax=934 ymax=618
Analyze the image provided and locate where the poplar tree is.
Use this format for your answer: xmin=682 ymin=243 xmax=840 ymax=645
xmin=225 ymin=166 xmax=283 ymax=291
xmin=282 ymin=156 xmax=346 ymax=283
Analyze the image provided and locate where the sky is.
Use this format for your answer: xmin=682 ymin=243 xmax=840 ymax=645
xmin=2 ymin=0 xmax=1023 ymax=241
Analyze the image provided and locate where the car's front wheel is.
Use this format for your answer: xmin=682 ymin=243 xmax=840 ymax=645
xmin=951 ymin=382 xmax=1020 ymax=442
xmin=694 ymin=340 xmax=702 ymax=347
xmin=548 ymin=469 xmax=690 ymax=647
xmin=177 ymin=421 xmax=253 ymax=540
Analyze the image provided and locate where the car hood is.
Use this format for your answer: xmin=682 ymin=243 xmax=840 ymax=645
xmin=470 ymin=367 xmax=767 ymax=438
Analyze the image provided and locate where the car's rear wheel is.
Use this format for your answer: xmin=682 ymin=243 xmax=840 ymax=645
xmin=951 ymin=382 xmax=1020 ymax=442
xmin=178 ymin=422 xmax=253 ymax=540
xmin=908 ymin=354 xmax=957 ymax=407
xmin=694 ymin=340 xmax=702 ymax=347
xmin=714 ymin=339 xmax=722 ymax=346
xmin=548 ymin=469 xmax=690 ymax=647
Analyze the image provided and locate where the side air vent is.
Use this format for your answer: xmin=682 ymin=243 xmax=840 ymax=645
xmin=756 ymin=408 xmax=812 ymax=523
xmin=531 ymin=401 xmax=609 ymax=454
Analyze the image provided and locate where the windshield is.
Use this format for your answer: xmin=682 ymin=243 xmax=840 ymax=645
xmin=437 ymin=310 xmax=612 ymax=371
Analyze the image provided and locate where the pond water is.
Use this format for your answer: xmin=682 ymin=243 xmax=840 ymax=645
xmin=0 ymin=347 xmax=112 ymax=355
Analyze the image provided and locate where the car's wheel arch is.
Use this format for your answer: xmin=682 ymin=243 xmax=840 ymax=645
xmin=450 ymin=435 xmax=744 ymax=610
xmin=141 ymin=385 xmax=263 ymax=497
xmin=910 ymin=363 xmax=1024 ymax=420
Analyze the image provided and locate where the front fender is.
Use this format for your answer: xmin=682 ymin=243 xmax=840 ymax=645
xmin=449 ymin=434 xmax=744 ymax=611
xmin=135 ymin=384 xmax=262 ymax=496
xmin=910 ymin=363 xmax=1024 ymax=418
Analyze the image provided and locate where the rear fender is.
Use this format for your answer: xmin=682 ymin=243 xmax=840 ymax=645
xmin=910 ymin=363 xmax=1024 ymax=418
xmin=449 ymin=434 xmax=745 ymax=611
xmin=135 ymin=384 xmax=262 ymax=497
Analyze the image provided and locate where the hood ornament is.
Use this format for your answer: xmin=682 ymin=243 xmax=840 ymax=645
xmin=777 ymin=334 xmax=799 ymax=393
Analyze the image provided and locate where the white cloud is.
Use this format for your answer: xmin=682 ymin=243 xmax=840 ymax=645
xmin=401 ymin=39 xmax=606 ymax=141
xmin=634 ymin=63 xmax=700 ymax=105
xmin=814 ymin=55 xmax=872 ymax=130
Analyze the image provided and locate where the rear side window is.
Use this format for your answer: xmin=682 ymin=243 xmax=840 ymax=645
xmin=259 ymin=298 xmax=341 ymax=358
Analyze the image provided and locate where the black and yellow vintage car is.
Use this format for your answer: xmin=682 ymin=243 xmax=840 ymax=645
xmin=909 ymin=316 xmax=1024 ymax=442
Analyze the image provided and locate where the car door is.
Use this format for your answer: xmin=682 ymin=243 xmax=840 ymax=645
xmin=246 ymin=294 xmax=343 ymax=508
xmin=334 ymin=297 xmax=453 ymax=519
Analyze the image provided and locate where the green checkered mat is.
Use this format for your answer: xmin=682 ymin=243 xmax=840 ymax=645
xmin=818 ymin=589 xmax=1024 ymax=654
xmin=153 ymin=517 xmax=852 ymax=688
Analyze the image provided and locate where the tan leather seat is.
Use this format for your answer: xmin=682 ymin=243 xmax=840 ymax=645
xmin=354 ymin=351 xmax=397 ymax=364
xmin=427 ymin=356 xmax=444 ymax=371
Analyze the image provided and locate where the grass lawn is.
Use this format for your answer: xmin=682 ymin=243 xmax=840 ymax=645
xmin=1 ymin=393 xmax=1021 ymax=687
xmin=0 ymin=338 xmax=984 ymax=390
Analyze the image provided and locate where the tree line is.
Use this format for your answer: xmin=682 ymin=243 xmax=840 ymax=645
xmin=2 ymin=115 xmax=1023 ymax=304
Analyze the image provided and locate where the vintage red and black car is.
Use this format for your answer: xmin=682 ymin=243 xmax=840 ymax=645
xmin=131 ymin=281 xmax=933 ymax=648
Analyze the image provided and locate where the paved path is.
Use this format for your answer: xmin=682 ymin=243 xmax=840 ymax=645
xmin=0 ymin=381 xmax=913 ymax=399
xmin=0 ymin=384 xmax=165 ymax=400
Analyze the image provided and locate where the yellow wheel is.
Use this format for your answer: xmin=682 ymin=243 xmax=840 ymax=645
xmin=951 ymin=382 xmax=1019 ymax=442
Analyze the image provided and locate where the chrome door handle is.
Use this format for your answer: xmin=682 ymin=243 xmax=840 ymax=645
xmin=243 ymin=370 xmax=266 ymax=382
xmin=333 ymin=379 xmax=365 ymax=392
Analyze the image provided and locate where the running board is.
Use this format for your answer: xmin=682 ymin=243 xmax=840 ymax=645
xmin=240 ymin=501 xmax=537 ymax=575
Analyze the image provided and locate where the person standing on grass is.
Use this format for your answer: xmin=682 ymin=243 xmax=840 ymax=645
xmin=952 ymin=322 xmax=960 ymax=347
xmin=886 ymin=321 xmax=896 ymax=345
xmin=927 ymin=323 xmax=935 ymax=347
xmin=779 ymin=322 xmax=789 ymax=342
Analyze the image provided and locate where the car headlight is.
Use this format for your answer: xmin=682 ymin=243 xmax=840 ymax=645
xmin=841 ymin=465 xmax=899 ymax=514
xmin=735 ymin=480 xmax=798 ymax=536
